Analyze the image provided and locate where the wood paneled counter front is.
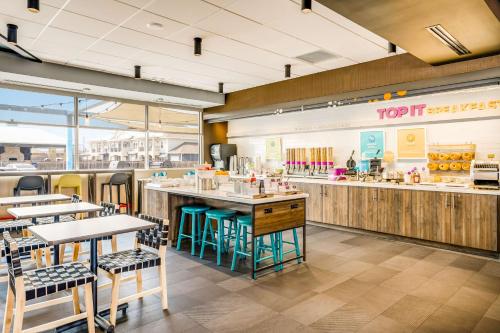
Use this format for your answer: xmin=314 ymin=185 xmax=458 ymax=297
xmin=143 ymin=185 xmax=308 ymax=278
xmin=287 ymin=178 xmax=499 ymax=255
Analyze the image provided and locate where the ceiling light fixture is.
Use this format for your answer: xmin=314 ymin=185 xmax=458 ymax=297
xmin=285 ymin=64 xmax=291 ymax=78
xmin=146 ymin=22 xmax=163 ymax=30
xmin=388 ymin=42 xmax=397 ymax=55
xmin=27 ymin=0 xmax=40 ymax=13
xmin=426 ymin=24 xmax=471 ymax=56
xmin=218 ymin=82 xmax=224 ymax=94
xmin=134 ymin=65 xmax=141 ymax=79
xmin=194 ymin=37 xmax=202 ymax=56
xmin=7 ymin=24 xmax=18 ymax=44
xmin=301 ymin=0 xmax=312 ymax=13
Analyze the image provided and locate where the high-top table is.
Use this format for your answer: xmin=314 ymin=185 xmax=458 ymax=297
xmin=0 ymin=193 xmax=70 ymax=206
xmin=29 ymin=215 xmax=156 ymax=333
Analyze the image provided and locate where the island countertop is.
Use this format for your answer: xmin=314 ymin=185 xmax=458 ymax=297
xmin=144 ymin=184 xmax=309 ymax=205
xmin=284 ymin=177 xmax=500 ymax=196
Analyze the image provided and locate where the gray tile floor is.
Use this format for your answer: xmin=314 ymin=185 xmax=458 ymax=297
xmin=1 ymin=225 xmax=500 ymax=332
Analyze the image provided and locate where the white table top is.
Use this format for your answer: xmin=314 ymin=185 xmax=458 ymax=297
xmin=28 ymin=215 xmax=156 ymax=245
xmin=0 ymin=194 xmax=70 ymax=206
xmin=8 ymin=202 xmax=103 ymax=219
xmin=145 ymin=185 xmax=309 ymax=205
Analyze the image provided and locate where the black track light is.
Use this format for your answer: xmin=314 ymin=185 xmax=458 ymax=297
xmin=7 ymin=24 xmax=18 ymax=44
xmin=218 ymin=82 xmax=224 ymax=94
xmin=388 ymin=42 xmax=397 ymax=55
xmin=302 ymin=0 xmax=312 ymax=13
xmin=194 ymin=37 xmax=202 ymax=56
xmin=27 ymin=0 xmax=40 ymax=13
xmin=134 ymin=65 xmax=141 ymax=79
xmin=285 ymin=64 xmax=291 ymax=78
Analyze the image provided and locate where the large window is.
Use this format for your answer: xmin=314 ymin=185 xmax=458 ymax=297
xmin=0 ymin=87 xmax=75 ymax=171
xmin=0 ymin=87 xmax=202 ymax=172
xmin=147 ymin=106 xmax=200 ymax=169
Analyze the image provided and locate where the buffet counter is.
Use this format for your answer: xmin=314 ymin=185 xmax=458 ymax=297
xmin=286 ymin=177 xmax=499 ymax=256
xmin=285 ymin=177 xmax=500 ymax=195
xmin=143 ymin=185 xmax=308 ymax=278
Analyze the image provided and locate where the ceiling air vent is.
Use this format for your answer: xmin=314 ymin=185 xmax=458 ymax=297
xmin=426 ymin=24 xmax=471 ymax=56
xmin=296 ymin=50 xmax=339 ymax=64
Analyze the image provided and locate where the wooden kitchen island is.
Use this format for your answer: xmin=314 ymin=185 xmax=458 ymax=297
xmin=143 ymin=185 xmax=308 ymax=278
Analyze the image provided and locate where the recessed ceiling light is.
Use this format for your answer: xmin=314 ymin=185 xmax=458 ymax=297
xmin=146 ymin=22 xmax=164 ymax=30
xmin=82 ymin=87 xmax=91 ymax=92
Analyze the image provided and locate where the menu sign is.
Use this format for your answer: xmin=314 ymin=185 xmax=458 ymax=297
xmin=360 ymin=131 xmax=384 ymax=160
xmin=397 ymin=128 xmax=426 ymax=159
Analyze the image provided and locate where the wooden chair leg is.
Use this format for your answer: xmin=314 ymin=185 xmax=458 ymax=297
xmin=59 ymin=244 xmax=66 ymax=264
xmin=159 ymin=258 xmax=168 ymax=310
xmin=111 ymin=235 xmax=118 ymax=253
xmin=109 ymin=273 xmax=121 ymax=326
xmin=72 ymin=287 xmax=81 ymax=314
xmin=84 ymin=284 xmax=95 ymax=333
xmin=44 ymin=247 xmax=52 ymax=267
xmin=2 ymin=285 xmax=15 ymax=333
xmin=12 ymin=292 xmax=25 ymax=333
xmin=97 ymin=241 xmax=103 ymax=256
xmin=72 ymin=243 xmax=80 ymax=261
xmin=136 ymin=270 xmax=143 ymax=295
xmin=35 ymin=249 xmax=43 ymax=268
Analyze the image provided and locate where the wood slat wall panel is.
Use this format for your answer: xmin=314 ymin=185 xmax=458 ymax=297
xmin=205 ymin=53 xmax=500 ymax=115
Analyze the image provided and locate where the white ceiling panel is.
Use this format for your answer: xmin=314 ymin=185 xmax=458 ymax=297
xmin=122 ymin=10 xmax=187 ymax=39
xmin=1 ymin=0 xmax=393 ymax=96
xmin=123 ymin=0 xmax=220 ymax=25
xmin=49 ymin=10 xmax=115 ymax=38
xmin=63 ymin=0 xmax=139 ymax=25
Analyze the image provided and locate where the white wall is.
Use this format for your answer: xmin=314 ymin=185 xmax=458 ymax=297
xmin=228 ymin=86 xmax=500 ymax=173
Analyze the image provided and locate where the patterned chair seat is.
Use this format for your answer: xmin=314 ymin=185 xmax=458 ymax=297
xmin=0 ymin=219 xmax=33 ymax=233
xmin=23 ymin=262 xmax=96 ymax=301
xmin=0 ymin=236 xmax=47 ymax=257
xmin=98 ymin=249 xmax=161 ymax=274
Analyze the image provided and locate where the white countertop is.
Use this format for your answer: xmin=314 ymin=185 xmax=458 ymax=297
xmin=144 ymin=185 xmax=308 ymax=205
xmin=285 ymin=177 xmax=500 ymax=196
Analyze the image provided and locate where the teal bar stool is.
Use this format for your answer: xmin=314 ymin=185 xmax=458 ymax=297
xmin=200 ymin=209 xmax=236 ymax=265
xmin=276 ymin=228 xmax=301 ymax=270
xmin=177 ymin=205 xmax=211 ymax=255
xmin=230 ymin=215 xmax=279 ymax=272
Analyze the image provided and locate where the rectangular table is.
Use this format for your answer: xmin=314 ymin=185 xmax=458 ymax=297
xmin=0 ymin=194 xmax=70 ymax=206
xmin=8 ymin=202 xmax=103 ymax=223
xmin=29 ymin=215 xmax=156 ymax=332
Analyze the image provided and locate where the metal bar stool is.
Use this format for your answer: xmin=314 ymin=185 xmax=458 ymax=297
xmin=176 ymin=205 xmax=211 ymax=256
xmin=276 ymin=228 xmax=302 ymax=270
xmin=199 ymin=209 xmax=236 ymax=266
xmin=101 ymin=173 xmax=131 ymax=215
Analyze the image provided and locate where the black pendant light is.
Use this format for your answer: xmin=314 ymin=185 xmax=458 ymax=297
xmin=218 ymin=82 xmax=224 ymax=94
xmin=388 ymin=42 xmax=397 ymax=55
xmin=285 ymin=64 xmax=291 ymax=78
xmin=194 ymin=37 xmax=202 ymax=56
xmin=27 ymin=0 xmax=40 ymax=13
xmin=301 ymin=0 xmax=312 ymax=13
xmin=134 ymin=65 xmax=141 ymax=79
xmin=7 ymin=24 xmax=18 ymax=44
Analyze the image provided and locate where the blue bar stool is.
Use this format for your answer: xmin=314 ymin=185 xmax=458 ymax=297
xmin=276 ymin=228 xmax=301 ymax=270
xmin=231 ymin=215 xmax=279 ymax=272
xmin=177 ymin=205 xmax=211 ymax=255
xmin=199 ymin=209 xmax=236 ymax=265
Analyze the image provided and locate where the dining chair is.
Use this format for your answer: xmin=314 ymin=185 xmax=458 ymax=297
xmin=1 ymin=231 xmax=96 ymax=333
xmin=97 ymin=214 xmax=169 ymax=325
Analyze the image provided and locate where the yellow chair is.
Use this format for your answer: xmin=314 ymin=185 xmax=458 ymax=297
xmin=54 ymin=174 xmax=82 ymax=196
